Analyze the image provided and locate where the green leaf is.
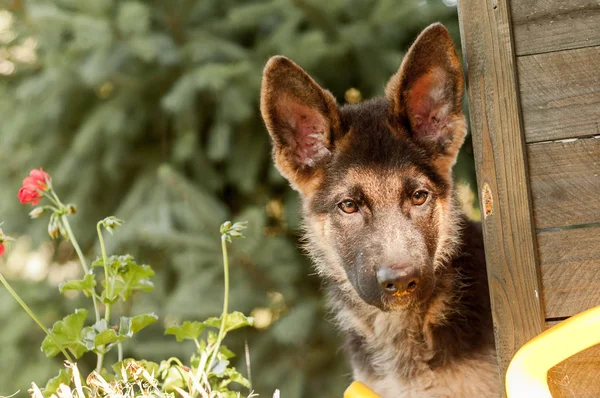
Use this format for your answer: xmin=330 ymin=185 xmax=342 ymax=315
xmin=190 ymin=353 xmax=201 ymax=369
xmin=81 ymin=315 xmax=157 ymax=353
xmin=95 ymin=255 xmax=155 ymax=302
xmin=95 ymin=328 xmax=125 ymax=347
xmin=204 ymin=311 xmax=254 ymax=332
xmin=165 ymin=320 xmax=206 ymax=342
xmin=81 ymin=319 xmax=125 ymax=351
xmin=41 ymin=309 xmax=89 ymax=359
xmin=92 ymin=257 xmax=105 ymax=267
xmin=219 ymin=344 xmax=236 ymax=360
xmin=42 ymin=368 xmax=72 ymax=398
xmin=225 ymin=367 xmax=251 ymax=389
xmin=58 ymin=272 xmax=96 ymax=297
xmin=159 ymin=362 xmax=187 ymax=391
xmin=99 ymin=291 xmax=120 ymax=305
xmin=100 ymin=367 xmax=116 ymax=383
xmin=119 ymin=313 xmax=158 ymax=337
xmin=207 ymin=330 xmax=218 ymax=345
xmin=113 ymin=262 xmax=155 ymax=301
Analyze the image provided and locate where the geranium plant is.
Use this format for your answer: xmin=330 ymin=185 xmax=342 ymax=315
xmin=0 ymin=169 xmax=262 ymax=398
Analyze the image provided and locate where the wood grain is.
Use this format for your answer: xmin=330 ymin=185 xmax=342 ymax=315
xmin=545 ymin=321 xmax=600 ymax=397
xmin=511 ymin=0 xmax=600 ymax=56
xmin=457 ymin=0 xmax=545 ymax=387
xmin=538 ymin=226 xmax=600 ymax=318
xmin=518 ymin=46 xmax=600 ymax=143
xmin=528 ymin=137 xmax=600 ymax=229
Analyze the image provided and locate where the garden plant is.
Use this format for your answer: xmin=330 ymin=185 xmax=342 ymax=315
xmin=0 ymin=168 xmax=263 ymax=398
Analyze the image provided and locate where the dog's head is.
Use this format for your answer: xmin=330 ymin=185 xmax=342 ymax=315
xmin=260 ymin=24 xmax=466 ymax=311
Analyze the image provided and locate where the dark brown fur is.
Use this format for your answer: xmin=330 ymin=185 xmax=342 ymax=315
xmin=260 ymin=23 xmax=499 ymax=397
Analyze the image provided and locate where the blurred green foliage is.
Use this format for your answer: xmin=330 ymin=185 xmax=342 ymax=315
xmin=0 ymin=0 xmax=473 ymax=397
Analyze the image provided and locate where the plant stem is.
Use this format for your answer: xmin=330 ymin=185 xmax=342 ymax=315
xmin=96 ymin=351 xmax=105 ymax=374
xmin=105 ymin=304 xmax=112 ymax=322
xmin=62 ymin=215 xmax=101 ymax=322
xmin=208 ymin=236 xmax=230 ymax=370
xmin=95 ymin=303 xmax=111 ymax=372
xmin=96 ymin=353 xmax=103 ymax=374
xmin=43 ymin=190 xmax=100 ymax=321
xmin=61 ymin=216 xmax=89 ymax=273
xmin=96 ymin=221 xmax=112 ymax=373
xmin=41 ymin=192 xmax=61 ymax=209
xmin=117 ymin=342 xmax=123 ymax=362
xmin=0 ymin=272 xmax=73 ymax=362
xmin=96 ymin=222 xmax=110 ymax=312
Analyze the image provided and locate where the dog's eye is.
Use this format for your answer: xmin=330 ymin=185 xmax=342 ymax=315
xmin=412 ymin=190 xmax=429 ymax=206
xmin=338 ymin=200 xmax=359 ymax=214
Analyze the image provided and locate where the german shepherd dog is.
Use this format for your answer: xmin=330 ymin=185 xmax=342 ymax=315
xmin=260 ymin=24 xmax=499 ymax=397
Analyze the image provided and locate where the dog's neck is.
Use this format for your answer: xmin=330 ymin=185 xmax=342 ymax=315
xmin=326 ymin=217 xmax=494 ymax=379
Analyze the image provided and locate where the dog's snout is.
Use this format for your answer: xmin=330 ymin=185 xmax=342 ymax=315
xmin=377 ymin=266 xmax=420 ymax=295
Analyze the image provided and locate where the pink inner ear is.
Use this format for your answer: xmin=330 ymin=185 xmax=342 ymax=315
xmin=280 ymin=99 xmax=331 ymax=167
xmin=407 ymin=68 xmax=452 ymax=140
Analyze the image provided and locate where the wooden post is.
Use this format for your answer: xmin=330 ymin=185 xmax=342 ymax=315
xmin=456 ymin=0 xmax=546 ymax=392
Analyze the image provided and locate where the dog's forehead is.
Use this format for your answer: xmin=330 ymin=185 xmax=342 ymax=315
xmin=336 ymin=98 xmax=420 ymax=168
xmin=337 ymin=166 xmax=430 ymax=200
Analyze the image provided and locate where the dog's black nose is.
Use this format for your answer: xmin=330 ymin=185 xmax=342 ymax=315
xmin=377 ymin=266 xmax=420 ymax=295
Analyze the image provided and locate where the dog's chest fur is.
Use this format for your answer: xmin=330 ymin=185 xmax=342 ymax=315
xmin=355 ymin=351 xmax=499 ymax=398
xmin=328 ymin=220 xmax=499 ymax=397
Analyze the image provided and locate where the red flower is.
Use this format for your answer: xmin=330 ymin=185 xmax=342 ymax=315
xmin=0 ymin=229 xmax=5 ymax=257
xmin=18 ymin=168 xmax=50 ymax=205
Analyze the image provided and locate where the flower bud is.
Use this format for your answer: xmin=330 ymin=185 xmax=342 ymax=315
xmin=99 ymin=216 xmax=124 ymax=235
xmin=59 ymin=224 xmax=68 ymax=240
xmin=220 ymin=221 xmax=232 ymax=235
xmin=29 ymin=207 xmax=45 ymax=219
xmin=0 ymin=228 xmax=13 ymax=256
xmin=67 ymin=204 xmax=77 ymax=215
xmin=48 ymin=218 xmax=60 ymax=239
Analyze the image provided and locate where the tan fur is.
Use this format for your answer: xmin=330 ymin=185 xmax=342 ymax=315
xmin=358 ymin=350 xmax=499 ymax=398
xmin=260 ymin=56 xmax=341 ymax=195
xmin=386 ymin=24 xmax=466 ymax=184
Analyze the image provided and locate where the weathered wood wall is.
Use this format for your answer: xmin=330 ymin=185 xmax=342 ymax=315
xmin=456 ymin=0 xmax=546 ymax=388
xmin=458 ymin=0 xmax=600 ymax=396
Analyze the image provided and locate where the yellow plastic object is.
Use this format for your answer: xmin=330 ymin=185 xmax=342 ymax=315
xmin=506 ymin=305 xmax=600 ymax=398
xmin=344 ymin=381 xmax=381 ymax=398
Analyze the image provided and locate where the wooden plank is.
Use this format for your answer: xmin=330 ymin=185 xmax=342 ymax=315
xmin=528 ymin=137 xmax=600 ymax=229
xmin=518 ymin=46 xmax=600 ymax=143
xmin=511 ymin=0 xmax=600 ymax=56
xmin=548 ymin=342 xmax=600 ymax=397
xmin=457 ymin=0 xmax=545 ymax=388
xmin=538 ymin=227 xmax=600 ymax=318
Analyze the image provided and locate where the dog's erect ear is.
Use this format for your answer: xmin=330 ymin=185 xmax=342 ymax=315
xmin=386 ymin=23 xmax=466 ymax=175
xmin=261 ymin=56 xmax=341 ymax=195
